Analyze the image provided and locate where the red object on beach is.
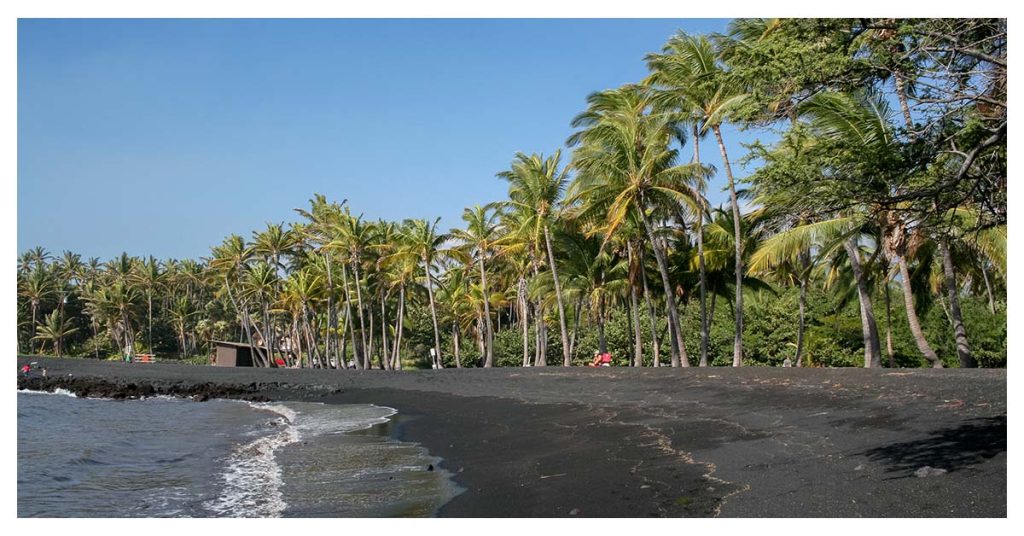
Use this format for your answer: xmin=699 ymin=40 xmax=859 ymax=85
xmin=21 ymin=364 xmax=31 ymax=374
xmin=600 ymin=353 xmax=611 ymax=364
xmin=275 ymin=357 xmax=286 ymax=367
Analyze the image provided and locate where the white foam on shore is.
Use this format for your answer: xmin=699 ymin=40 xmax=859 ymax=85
xmin=18 ymin=388 xmax=78 ymax=398
xmin=204 ymin=403 xmax=299 ymax=518
xmin=203 ymin=401 xmax=399 ymax=518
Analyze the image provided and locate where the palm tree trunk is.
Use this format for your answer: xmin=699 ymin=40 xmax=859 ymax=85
xmin=340 ymin=264 xmax=362 ymax=369
xmin=325 ymin=251 xmax=337 ymax=368
xmin=570 ymin=296 xmax=583 ymax=361
xmin=885 ymin=279 xmax=895 ymax=368
xmin=367 ymin=306 xmax=377 ymax=369
xmin=712 ymin=125 xmax=744 ymax=367
xmin=693 ymin=124 xmax=710 ymax=368
xmin=147 ymin=292 xmax=153 ymax=353
xmin=380 ymin=292 xmax=391 ymax=371
xmin=392 ymin=284 xmax=406 ymax=370
xmin=980 ymin=263 xmax=996 ymax=314
xmin=543 ymin=225 xmax=572 ymax=366
xmin=530 ymin=261 xmax=547 ymax=367
xmin=351 ymin=260 xmax=370 ymax=370
xmin=293 ymin=316 xmax=303 ymax=367
xmin=630 ymin=286 xmax=643 ymax=367
xmin=795 ymin=277 xmax=807 ymax=368
xmin=663 ymin=235 xmax=692 ymax=368
xmin=637 ymin=248 xmax=660 ymax=367
xmin=638 ymin=209 xmax=683 ymax=367
xmin=453 ymin=324 xmax=462 ymax=369
xmin=479 ymin=257 xmax=495 ymax=367
xmin=795 ymin=251 xmax=810 ymax=368
xmin=424 ymin=259 xmax=443 ymax=369
xmin=30 ymin=302 xmax=38 ymax=354
xmin=519 ymin=276 xmax=530 ymax=367
xmin=939 ymin=239 xmax=973 ymax=367
xmin=843 ymin=239 xmax=883 ymax=368
xmin=535 ymin=300 xmax=546 ymax=366
xmin=896 ymin=256 xmax=942 ymax=368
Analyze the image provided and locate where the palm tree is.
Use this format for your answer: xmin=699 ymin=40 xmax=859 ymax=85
xmin=132 ymin=256 xmax=164 ymax=353
xmin=208 ymin=235 xmax=269 ymax=366
xmin=646 ymin=32 xmax=750 ymax=367
xmin=395 ymin=218 xmax=449 ymax=369
xmin=567 ymin=86 xmax=705 ymax=367
xmin=18 ymin=267 xmax=53 ymax=354
xmin=450 ymin=204 xmax=501 ymax=367
xmin=497 ymin=152 xmax=573 ymax=367
xmin=330 ymin=211 xmax=374 ymax=369
xmin=800 ymin=90 xmax=940 ymax=367
xmin=34 ymin=310 xmax=78 ymax=356
xmin=281 ymin=269 xmax=325 ymax=368
xmin=295 ymin=194 xmax=346 ymax=368
xmin=748 ymin=215 xmax=856 ymax=367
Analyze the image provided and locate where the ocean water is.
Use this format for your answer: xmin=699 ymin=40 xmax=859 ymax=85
xmin=17 ymin=391 xmax=461 ymax=517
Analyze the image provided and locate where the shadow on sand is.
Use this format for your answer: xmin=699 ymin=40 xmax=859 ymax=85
xmin=860 ymin=415 xmax=1006 ymax=478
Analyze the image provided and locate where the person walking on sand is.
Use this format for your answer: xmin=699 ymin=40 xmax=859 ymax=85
xmin=20 ymin=363 xmax=31 ymax=376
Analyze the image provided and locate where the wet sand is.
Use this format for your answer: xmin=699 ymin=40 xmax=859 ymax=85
xmin=16 ymin=357 xmax=1007 ymax=517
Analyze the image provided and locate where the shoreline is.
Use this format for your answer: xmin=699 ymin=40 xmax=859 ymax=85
xmin=16 ymin=357 xmax=1007 ymax=517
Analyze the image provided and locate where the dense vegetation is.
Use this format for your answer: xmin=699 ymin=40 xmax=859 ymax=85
xmin=17 ymin=19 xmax=1006 ymax=369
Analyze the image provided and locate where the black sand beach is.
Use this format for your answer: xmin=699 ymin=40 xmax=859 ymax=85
xmin=17 ymin=357 xmax=1006 ymax=517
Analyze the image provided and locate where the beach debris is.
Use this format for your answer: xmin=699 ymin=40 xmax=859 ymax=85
xmin=914 ymin=466 xmax=948 ymax=478
xmin=568 ymin=508 xmax=581 ymax=516
xmin=854 ymin=464 xmax=866 ymax=471
xmin=427 ymin=464 xmax=434 ymax=472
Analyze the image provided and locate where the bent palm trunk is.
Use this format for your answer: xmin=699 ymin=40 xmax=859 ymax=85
xmin=712 ymin=125 xmax=744 ymax=367
xmin=544 ymin=226 xmax=572 ymax=366
xmin=843 ymin=239 xmax=882 ymax=368
xmin=939 ymin=239 xmax=973 ymax=368
xmin=897 ymin=256 xmax=942 ymax=368
xmin=424 ymin=259 xmax=443 ymax=369
xmin=639 ymin=209 xmax=683 ymax=367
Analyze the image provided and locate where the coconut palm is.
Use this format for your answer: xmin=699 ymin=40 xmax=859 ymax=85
xmin=450 ymin=204 xmax=502 ymax=367
xmin=132 ymin=256 xmax=164 ymax=353
xmin=394 ymin=218 xmax=449 ymax=369
xmin=567 ymin=85 xmax=706 ymax=367
xmin=33 ymin=310 xmax=78 ymax=356
xmin=646 ymin=32 xmax=750 ymax=367
xmin=497 ymin=152 xmax=573 ymax=367
xmin=800 ymin=90 xmax=941 ymax=367
xmin=18 ymin=268 xmax=54 ymax=354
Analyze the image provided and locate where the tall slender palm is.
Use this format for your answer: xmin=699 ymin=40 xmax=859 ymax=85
xmin=450 ymin=204 xmax=501 ymax=367
xmin=646 ymin=32 xmax=750 ymax=367
xmin=395 ymin=218 xmax=449 ymax=369
xmin=208 ymin=235 xmax=268 ymax=366
xmin=497 ymin=152 xmax=573 ymax=366
xmin=132 ymin=256 xmax=164 ymax=353
xmin=331 ymin=211 xmax=374 ymax=369
xmin=18 ymin=268 xmax=53 ymax=354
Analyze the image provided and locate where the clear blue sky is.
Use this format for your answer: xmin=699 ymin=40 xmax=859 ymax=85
xmin=18 ymin=18 xmax=767 ymax=261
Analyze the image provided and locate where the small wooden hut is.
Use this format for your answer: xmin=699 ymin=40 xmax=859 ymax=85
xmin=212 ymin=341 xmax=256 ymax=367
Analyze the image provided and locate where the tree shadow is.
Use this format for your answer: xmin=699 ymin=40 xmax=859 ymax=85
xmin=859 ymin=415 xmax=1006 ymax=478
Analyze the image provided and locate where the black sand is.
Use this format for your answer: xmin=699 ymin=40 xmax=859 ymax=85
xmin=16 ymin=357 xmax=1006 ymax=517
